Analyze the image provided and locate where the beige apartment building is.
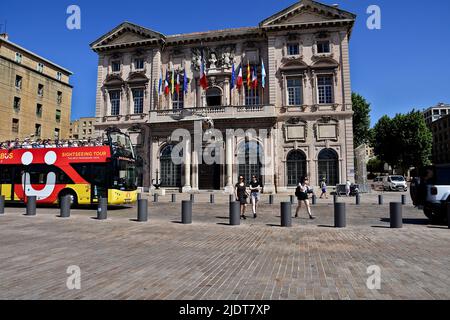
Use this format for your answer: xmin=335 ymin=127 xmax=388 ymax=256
xmin=0 ymin=34 xmax=72 ymax=141
xmin=91 ymin=0 xmax=356 ymax=192
xmin=70 ymin=117 xmax=98 ymax=140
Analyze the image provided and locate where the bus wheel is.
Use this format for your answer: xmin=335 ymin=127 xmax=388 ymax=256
xmin=423 ymin=206 xmax=444 ymax=224
xmin=58 ymin=190 xmax=78 ymax=208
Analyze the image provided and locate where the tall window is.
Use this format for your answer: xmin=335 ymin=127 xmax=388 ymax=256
xmin=287 ymin=43 xmax=300 ymax=56
xmin=15 ymin=75 xmax=22 ymax=89
xmin=36 ymin=104 xmax=43 ymax=118
xmin=286 ymin=150 xmax=307 ymax=186
xmin=286 ymin=77 xmax=302 ymax=106
xmin=12 ymin=119 xmax=19 ymax=133
xmin=132 ymin=89 xmax=144 ymax=114
xmin=237 ymin=141 xmax=263 ymax=184
xmin=37 ymin=84 xmax=44 ymax=97
xmin=54 ymin=128 xmax=60 ymax=140
xmin=56 ymin=109 xmax=61 ymax=123
xmin=172 ymin=91 xmax=184 ymax=110
xmin=317 ymin=75 xmax=334 ymax=104
xmin=318 ymin=149 xmax=339 ymax=187
xmin=134 ymin=59 xmax=144 ymax=70
xmin=35 ymin=124 xmax=42 ymax=138
xmin=37 ymin=63 xmax=44 ymax=73
xmin=160 ymin=145 xmax=182 ymax=188
xmin=57 ymin=91 xmax=63 ymax=104
xmin=245 ymin=85 xmax=260 ymax=106
xmin=109 ymin=90 xmax=121 ymax=116
xmin=317 ymin=41 xmax=331 ymax=54
xmin=13 ymin=97 xmax=21 ymax=111
xmin=57 ymin=72 xmax=62 ymax=81
xmin=112 ymin=61 xmax=121 ymax=73
xmin=15 ymin=52 xmax=22 ymax=64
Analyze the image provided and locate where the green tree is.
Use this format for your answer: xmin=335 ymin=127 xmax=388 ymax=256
xmin=372 ymin=110 xmax=432 ymax=172
xmin=352 ymin=93 xmax=372 ymax=148
xmin=367 ymin=157 xmax=384 ymax=173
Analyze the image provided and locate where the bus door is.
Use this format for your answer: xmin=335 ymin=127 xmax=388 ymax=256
xmin=0 ymin=166 xmax=14 ymax=201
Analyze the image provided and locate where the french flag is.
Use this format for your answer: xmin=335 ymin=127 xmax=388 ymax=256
xmin=199 ymin=51 xmax=208 ymax=90
xmin=164 ymin=71 xmax=170 ymax=95
xmin=236 ymin=65 xmax=243 ymax=89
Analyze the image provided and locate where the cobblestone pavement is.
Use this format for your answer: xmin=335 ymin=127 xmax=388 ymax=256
xmin=0 ymin=192 xmax=449 ymax=300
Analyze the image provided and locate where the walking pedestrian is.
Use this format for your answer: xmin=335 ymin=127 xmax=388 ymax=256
xmin=345 ymin=180 xmax=351 ymax=197
xmin=249 ymin=175 xmax=261 ymax=219
xmin=320 ymin=178 xmax=328 ymax=199
xmin=235 ymin=176 xmax=249 ymax=220
xmin=295 ymin=177 xmax=315 ymax=219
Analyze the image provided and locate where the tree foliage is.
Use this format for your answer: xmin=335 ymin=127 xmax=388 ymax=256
xmin=352 ymin=93 xmax=372 ymax=148
xmin=372 ymin=110 xmax=432 ymax=171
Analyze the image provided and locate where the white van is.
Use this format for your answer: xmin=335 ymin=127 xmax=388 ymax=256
xmin=382 ymin=175 xmax=408 ymax=192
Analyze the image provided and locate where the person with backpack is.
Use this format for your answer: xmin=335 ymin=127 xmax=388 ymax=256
xmin=295 ymin=177 xmax=315 ymax=219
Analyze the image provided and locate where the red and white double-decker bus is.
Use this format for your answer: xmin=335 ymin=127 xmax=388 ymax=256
xmin=0 ymin=127 xmax=138 ymax=205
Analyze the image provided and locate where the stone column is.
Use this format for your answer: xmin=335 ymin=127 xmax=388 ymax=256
xmin=262 ymin=129 xmax=276 ymax=194
xmin=182 ymin=135 xmax=192 ymax=193
xmin=191 ymin=147 xmax=199 ymax=191
xmin=224 ymin=130 xmax=234 ymax=194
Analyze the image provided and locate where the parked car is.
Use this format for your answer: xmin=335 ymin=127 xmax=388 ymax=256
xmin=382 ymin=175 xmax=408 ymax=191
xmin=412 ymin=165 xmax=450 ymax=223
xmin=371 ymin=176 xmax=384 ymax=191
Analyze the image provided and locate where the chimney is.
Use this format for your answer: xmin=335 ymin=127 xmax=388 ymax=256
xmin=0 ymin=33 xmax=8 ymax=40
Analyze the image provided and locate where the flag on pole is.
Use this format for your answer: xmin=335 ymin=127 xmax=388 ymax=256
xmin=247 ymin=62 xmax=251 ymax=88
xmin=200 ymin=50 xmax=208 ymax=90
xmin=164 ymin=70 xmax=170 ymax=95
xmin=252 ymin=66 xmax=258 ymax=89
xmin=171 ymin=69 xmax=175 ymax=94
xmin=231 ymin=63 xmax=235 ymax=90
xmin=236 ymin=65 xmax=243 ymax=89
xmin=261 ymin=59 xmax=266 ymax=89
xmin=183 ymin=66 xmax=188 ymax=94
xmin=158 ymin=68 xmax=163 ymax=96
xmin=176 ymin=72 xmax=180 ymax=95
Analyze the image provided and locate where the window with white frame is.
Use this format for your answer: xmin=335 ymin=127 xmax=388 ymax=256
xmin=111 ymin=61 xmax=121 ymax=73
xmin=317 ymin=75 xmax=334 ymax=104
xmin=109 ymin=90 xmax=121 ymax=115
xmin=15 ymin=75 xmax=22 ymax=89
xmin=15 ymin=52 xmax=22 ymax=63
xmin=37 ymin=84 xmax=44 ymax=97
xmin=132 ymin=88 xmax=144 ymax=114
xmin=287 ymin=43 xmax=300 ymax=56
xmin=286 ymin=77 xmax=303 ymax=106
xmin=134 ymin=58 xmax=145 ymax=71
xmin=57 ymin=72 xmax=62 ymax=81
xmin=37 ymin=63 xmax=44 ymax=73
xmin=317 ymin=40 xmax=331 ymax=54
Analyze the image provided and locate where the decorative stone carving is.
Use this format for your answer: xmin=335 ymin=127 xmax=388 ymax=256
xmin=209 ymin=52 xmax=218 ymax=69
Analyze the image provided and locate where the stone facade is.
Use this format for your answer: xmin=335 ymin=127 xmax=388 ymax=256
xmin=430 ymin=114 xmax=450 ymax=165
xmin=70 ymin=117 xmax=99 ymax=140
xmin=0 ymin=34 xmax=72 ymax=141
xmin=91 ymin=0 xmax=356 ymax=193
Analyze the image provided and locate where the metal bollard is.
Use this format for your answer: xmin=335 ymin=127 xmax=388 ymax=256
xmin=172 ymin=194 xmax=176 ymax=203
xmin=334 ymin=202 xmax=346 ymax=228
xmin=153 ymin=193 xmax=159 ymax=203
xmin=137 ymin=199 xmax=148 ymax=222
xmin=26 ymin=196 xmax=37 ymax=216
xmin=60 ymin=195 xmax=71 ymax=218
xmin=312 ymin=195 xmax=317 ymax=205
xmin=401 ymin=195 xmax=406 ymax=205
xmin=190 ymin=194 xmax=195 ymax=203
xmin=97 ymin=198 xmax=108 ymax=220
xmin=229 ymin=201 xmax=240 ymax=226
xmin=269 ymin=194 xmax=274 ymax=205
xmin=390 ymin=202 xmax=403 ymax=228
xmin=182 ymin=201 xmax=192 ymax=224
xmin=210 ymin=194 xmax=215 ymax=204
xmin=280 ymin=202 xmax=292 ymax=227
xmin=378 ymin=195 xmax=384 ymax=205
xmin=356 ymin=194 xmax=361 ymax=205
xmin=0 ymin=195 xmax=5 ymax=215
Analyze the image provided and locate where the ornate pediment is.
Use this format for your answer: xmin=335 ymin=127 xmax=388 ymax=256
xmin=90 ymin=22 xmax=165 ymax=52
xmin=260 ymin=0 xmax=355 ymax=28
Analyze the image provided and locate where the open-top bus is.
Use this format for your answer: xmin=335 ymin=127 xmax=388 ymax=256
xmin=0 ymin=127 xmax=138 ymax=206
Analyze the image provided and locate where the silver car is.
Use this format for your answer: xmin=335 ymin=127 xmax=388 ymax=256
xmin=383 ymin=175 xmax=408 ymax=191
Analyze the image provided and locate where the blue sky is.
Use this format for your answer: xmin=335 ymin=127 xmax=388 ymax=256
xmin=1 ymin=0 xmax=449 ymax=126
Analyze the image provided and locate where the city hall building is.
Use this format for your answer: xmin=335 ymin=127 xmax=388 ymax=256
xmin=90 ymin=0 xmax=356 ymax=193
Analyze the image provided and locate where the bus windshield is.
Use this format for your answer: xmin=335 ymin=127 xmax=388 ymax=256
xmin=109 ymin=131 xmax=135 ymax=159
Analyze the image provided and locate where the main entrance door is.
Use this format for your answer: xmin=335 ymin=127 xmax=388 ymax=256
xmin=198 ymin=164 xmax=221 ymax=190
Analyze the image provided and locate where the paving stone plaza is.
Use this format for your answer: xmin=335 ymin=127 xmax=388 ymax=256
xmin=0 ymin=191 xmax=449 ymax=300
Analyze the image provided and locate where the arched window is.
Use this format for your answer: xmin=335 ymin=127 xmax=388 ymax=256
xmin=206 ymin=87 xmax=222 ymax=106
xmin=160 ymin=145 xmax=182 ymax=188
xmin=318 ymin=148 xmax=339 ymax=187
xmin=237 ymin=141 xmax=263 ymax=184
xmin=286 ymin=150 xmax=307 ymax=186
